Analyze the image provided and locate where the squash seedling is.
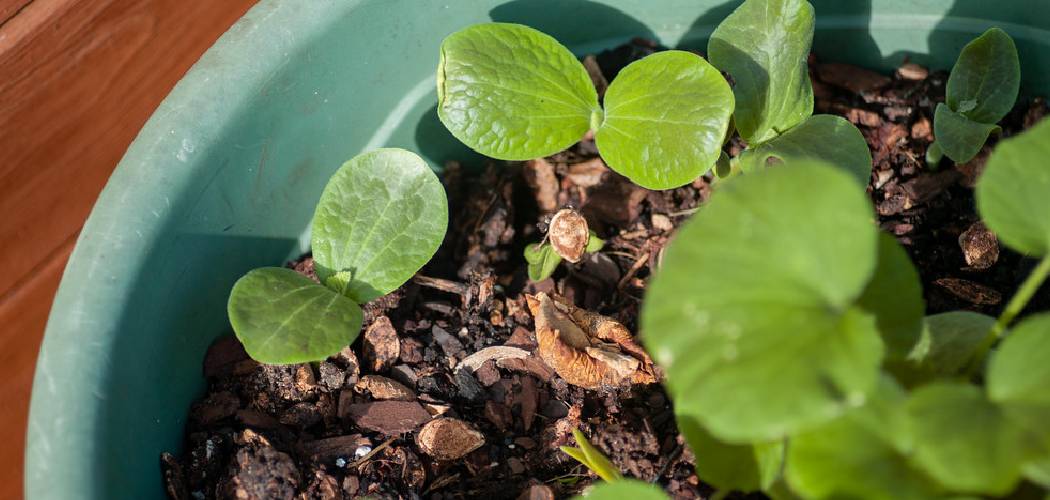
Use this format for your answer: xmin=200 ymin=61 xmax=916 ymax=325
xmin=524 ymin=208 xmax=604 ymax=281
xmin=929 ymin=28 xmax=1020 ymax=165
xmin=561 ymin=429 xmax=670 ymax=500
xmin=227 ymin=149 xmax=448 ymax=364
xmin=641 ymin=119 xmax=1050 ymax=499
xmin=437 ymin=0 xmax=872 ymax=197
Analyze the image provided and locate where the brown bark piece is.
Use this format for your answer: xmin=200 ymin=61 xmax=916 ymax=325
xmin=415 ymin=417 xmax=485 ymax=461
xmin=342 ymin=401 xmax=431 ymax=435
xmin=363 ymin=316 xmax=399 ymax=373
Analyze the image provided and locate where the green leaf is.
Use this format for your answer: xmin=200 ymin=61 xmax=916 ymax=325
xmin=738 ymin=115 xmax=872 ymax=185
xmin=708 ymin=0 xmax=815 ymax=145
xmin=946 ymin=28 xmax=1020 ymax=125
xmin=987 ymin=314 xmax=1050 ymax=448
xmin=228 ymin=267 xmax=363 ymax=364
xmin=976 ymin=118 xmax=1050 ymax=256
xmin=1024 ymin=456 xmax=1050 ymax=488
xmin=856 ymin=233 xmax=924 ymax=360
xmin=311 ymin=149 xmax=447 ymax=303
xmin=524 ymin=243 xmax=561 ymax=282
xmin=642 ymin=161 xmax=883 ymax=442
xmin=907 ymin=383 xmax=1032 ymax=495
xmin=678 ymin=414 xmax=783 ymax=492
xmin=586 ymin=231 xmax=605 ymax=253
xmin=571 ymin=480 xmax=669 ymax=500
xmin=437 ymin=23 xmax=599 ymax=160
xmin=787 ymin=378 xmax=942 ymax=500
xmin=595 ymin=50 xmax=734 ymax=190
xmin=888 ymin=311 xmax=994 ymax=386
xmin=933 ymin=103 xmax=999 ymax=163
xmin=560 ymin=429 xmax=622 ymax=482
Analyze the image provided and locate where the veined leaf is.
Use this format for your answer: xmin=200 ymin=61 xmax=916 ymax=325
xmin=932 ymin=104 xmax=999 ymax=163
xmin=437 ymin=23 xmax=599 ymax=160
xmin=596 ymin=50 xmax=735 ymax=189
xmin=976 ymin=118 xmax=1050 ymax=255
xmin=946 ymin=27 xmax=1020 ymax=125
xmin=642 ymin=161 xmax=883 ymax=442
xmin=738 ymin=114 xmax=872 ymax=185
xmin=311 ymin=149 xmax=447 ymax=303
xmin=986 ymin=314 xmax=1050 ymax=450
xmin=708 ymin=0 xmax=814 ymax=145
xmin=228 ymin=267 xmax=363 ymax=364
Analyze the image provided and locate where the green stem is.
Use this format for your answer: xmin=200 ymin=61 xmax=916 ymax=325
xmin=968 ymin=254 xmax=1050 ymax=374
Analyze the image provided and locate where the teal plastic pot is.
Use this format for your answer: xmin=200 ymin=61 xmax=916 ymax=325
xmin=26 ymin=0 xmax=1050 ymax=497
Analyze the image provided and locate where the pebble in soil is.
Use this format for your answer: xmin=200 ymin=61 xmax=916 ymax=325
xmin=163 ymin=38 xmax=1050 ymax=500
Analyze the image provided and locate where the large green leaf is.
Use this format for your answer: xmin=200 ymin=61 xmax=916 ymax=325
xmin=739 ymin=114 xmax=872 ymax=185
xmin=933 ymin=103 xmax=999 ymax=163
xmin=787 ymin=378 xmax=942 ymax=500
xmin=945 ymin=28 xmax=1020 ymax=125
xmin=228 ymin=267 xmax=363 ymax=364
xmin=678 ymin=415 xmax=783 ymax=492
xmin=987 ymin=314 xmax=1050 ymax=448
xmin=708 ymin=0 xmax=814 ymax=145
xmin=856 ymin=233 xmax=925 ymax=360
xmin=976 ymin=118 xmax=1050 ymax=255
xmin=889 ymin=311 xmax=995 ymax=386
xmin=571 ymin=480 xmax=669 ymax=500
xmin=642 ymin=161 xmax=883 ymax=442
xmin=311 ymin=149 xmax=447 ymax=303
xmin=907 ymin=383 xmax=1033 ymax=495
xmin=437 ymin=23 xmax=599 ymax=160
xmin=595 ymin=50 xmax=734 ymax=189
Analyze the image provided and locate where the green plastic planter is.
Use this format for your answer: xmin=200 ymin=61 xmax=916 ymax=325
xmin=26 ymin=0 xmax=1050 ymax=498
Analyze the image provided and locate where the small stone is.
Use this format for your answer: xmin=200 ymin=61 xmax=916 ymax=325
xmin=548 ymin=208 xmax=590 ymax=263
xmin=432 ymin=325 xmax=466 ymax=360
xmin=355 ymin=374 xmax=416 ymax=401
xmin=517 ymin=484 xmax=555 ymax=500
xmin=897 ymin=62 xmax=929 ymax=81
xmin=959 ymin=221 xmax=999 ymax=270
xmin=416 ymin=418 xmax=486 ymax=461
xmin=389 ymin=364 xmax=418 ymax=388
xmin=508 ymin=458 xmax=526 ymax=475
xmin=650 ymin=213 xmax=674 ymax=232
xmin=318 ymin=361 xmax=346 ymax=390
xmin=294 ymin=365 xmax=318 ymax=394
xmin=363 ymin=316 xmax=400 ymax=372
xmin=454 ymin=370 xmax=485 ymax=401
xmin=354 ymin=445 xmax=372 ymax=459
xmin=475 ymin=360 xmax=501 ymax=386
xmin=342 ymin=401 xmax=431 ymax=435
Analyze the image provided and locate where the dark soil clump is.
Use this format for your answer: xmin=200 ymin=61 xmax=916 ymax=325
xmin=163 ymin=41 xmax=1049 ymax=500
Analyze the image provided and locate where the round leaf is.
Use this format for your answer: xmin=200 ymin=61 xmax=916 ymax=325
xmin=987 ymin=314 xmax=1050 ymax=447
xmin=642 ymin=161 xmax=883 ymax=442
xmin=739 ymin=115 xmax=873 ymax=186
xmin=907 ymin=383 xmax=1032 ymax=495
xmin=437 ymin=23 xmax=599 ymax=160
xmin=524 ymin=243 xmax=561 ymax=282
xmin=976 ymin=118 xmax=1050 ymax=255
xmin=946 ymin=28 xmax=1020 ymax=125
xmin=595 ymin=50 xmax=734 ymax=190
xmin=933 ymin=103 xmax=999 ymax=163
xmin=678 ymin=415 xmax=783 ymax=492
xmin=571 ymin=480 xmax=669 ymax=500
xmin=856 ymin=233 xmax=925 ymax=360
xmin=228 ymin=267 xmax=363 ymax=364
xmin=708 ymin=0 xmax=815 ymax=145
xmin=311 ymin=149 xmax=447 ymax=303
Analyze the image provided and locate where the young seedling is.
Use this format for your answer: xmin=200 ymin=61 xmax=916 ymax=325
xmin=561 ymin=429 xmax=671 ymax=499
xmin=523 ymin=208 xmax=604 ymax=282
xmin=560 ymin=429 xmax=623 ymax=483
xmin=929 ymin=28 xmax=1020 ymax=164
xmin=639 ymin=119 xmax=1050 ymax=499
xmin=227 ymin=149 xmax=447 ymax=364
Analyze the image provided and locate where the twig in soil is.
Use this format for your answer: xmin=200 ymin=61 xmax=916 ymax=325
xmin=348 ymin=436 xmax=397 ymax=469
xmin=652 ymin=443 xmax=683 ymax=483
xmin=617 ymin=252 xmax=651 ymax=291
xmin=668 ymin=207 xmax=701 ymax=217
xmin=423 ymin=473 xmax=462 ymax=495
xmin=414 ymin=275 xmax=470 ymax=296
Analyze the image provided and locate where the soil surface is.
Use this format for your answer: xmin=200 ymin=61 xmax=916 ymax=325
xmin=163 ymin=39 xmax=1049 ymax=500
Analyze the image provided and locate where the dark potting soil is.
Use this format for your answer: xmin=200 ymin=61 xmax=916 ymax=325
xmin=162 ymin=38 xmax=1050 ymax=500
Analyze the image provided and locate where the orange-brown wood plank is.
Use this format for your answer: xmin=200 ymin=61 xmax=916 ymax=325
xmin=0 ymin=0 xmax=258 ymax=497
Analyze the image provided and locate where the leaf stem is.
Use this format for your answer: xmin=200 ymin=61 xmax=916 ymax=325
xmin=968 ymin=254 xmax=1050 ymax=373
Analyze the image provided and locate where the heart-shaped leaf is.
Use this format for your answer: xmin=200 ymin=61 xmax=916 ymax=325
xmin=437 ymin=23 xmax=599 ymax=160
xmin=642 ymin=161 xmax=883 ymax=442
xmin=524 ymin=243 xmax=561 ymax=282
xmin=311 ymin=148 xmax=447 ymax=303
xmin=571 ymin=480 xmax=669 ymax=500
xmin=595 ymin=50 xmax=735 ymax=189
xmin=945 ymin=28 xmax=1020 ymax=125
xmin=987 ymin=314 xmax=1050 ymax=448
xmin=907 ymin=383 xmax=1033 ymax=495
xmin=933 ymin=103 xmax=1000 ymax=163
xmin=228 ymin=267 xmax=363 ymax=364
xmin=856 ymin=233 xmax=925 ymax=360
xmin=787 ymin=378 xmax=942 ymax=500
xmin=976 ymin=118 xmax=1050 ymax=255
xmin=708 ymin=0 xmax=814 ymax=145
xmin=738 ymin=115 xmax=872 ymax=185
xmin=888 ymin=311 xmax=994 ymax=386
xmin=678 ymin=415 xmax=783 ymax=492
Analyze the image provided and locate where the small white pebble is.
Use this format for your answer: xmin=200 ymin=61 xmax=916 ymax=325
xmin=354 ymin=445 xmax=372 ymax=459
xmin=335 ymin=457 xmax=347 ymax=467
xmin=508 ymin=444 xmax=516 ymax=450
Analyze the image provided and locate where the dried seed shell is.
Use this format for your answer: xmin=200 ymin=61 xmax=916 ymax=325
xmin=415 ymin=417 xmax=485 ymax=461
xmin=548 ymin=208 xmax=589 ymax=263
xmin=354 ymin=375 xmax=416 ymax=401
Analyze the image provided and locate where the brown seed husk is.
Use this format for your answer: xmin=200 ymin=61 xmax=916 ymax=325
xmin=415 ymin=417 xmax=485 ymax=461
xmin=525 ymin=292 xmax=656 ymax=389
xmin=548 ymin=209 xmax=589 ymax=263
